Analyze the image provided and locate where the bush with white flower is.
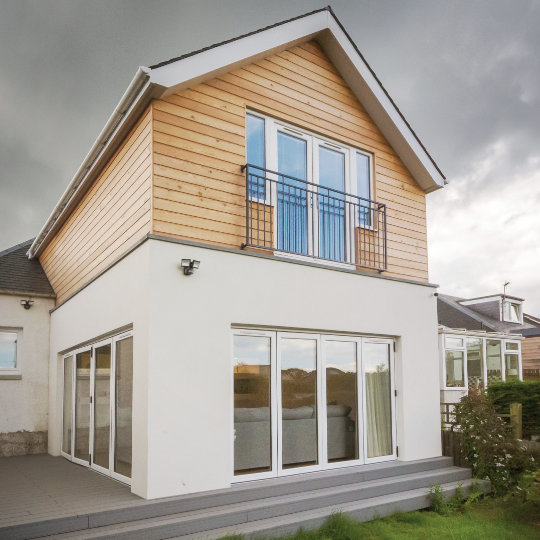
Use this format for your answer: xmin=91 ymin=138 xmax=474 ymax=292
xmin=454 ymin=391 xmax=535 ymax=495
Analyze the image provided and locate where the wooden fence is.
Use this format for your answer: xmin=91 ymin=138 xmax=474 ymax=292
xmin=440 ymin=402 xmax=523 ymax=466
xmin=523 ymin=368 xmax=540 ymax=381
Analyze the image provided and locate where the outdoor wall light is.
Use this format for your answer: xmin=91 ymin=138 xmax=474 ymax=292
xmin=20 ymin=299 xmax=34 ymax=310
xmin=179 ymin=259 xmax=200 ymax=276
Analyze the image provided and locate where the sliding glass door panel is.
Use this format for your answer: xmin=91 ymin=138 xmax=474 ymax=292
xmin=324 ymin=340 xmax=358 ymax=462
xmin=62 ymin=356 xmax=73 ymax=456
xmin=233 ymin=334 xmax=273 ymax=476
xmin=363 ymin=342 xmax=393 ymax=459
xmin=114 ymin=336 xmax=133 ymax=479
xmin=280 ymin=337 xmax=318 ymax=469
xmin=93 ymin=344 xmax=112 ymax=471
xmin=74 ymin=350 xmax=91 ymax=463
xmin=318 ymin=146 xmax=346 ymax=262
xmin=277 ymin=131 xmax=309 ymax=255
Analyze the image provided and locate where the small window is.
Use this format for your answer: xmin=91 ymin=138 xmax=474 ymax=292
xmin=505 ymin=341 xmax=519 ymax=351
xmin=356 ymin=152 xmax=371 ymax=226
xmin=445 ymin=350 xmax=465 ymax=388
xmin=0 ymin=331 xmax=18 ymax=369
xmin=505 ymin=354 xmax=520 ymax=381
xmin=246 ymin=113 xmax=266 ymax=199
xmin=445 ymin=336 xmax=464 ymax=349
xmin=503 ymin=301 xmax=521 ymax=323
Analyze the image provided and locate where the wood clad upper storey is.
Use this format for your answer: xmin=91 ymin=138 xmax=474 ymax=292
xmin=151 ymin=41 xmax=429 ymax=282
xmin=40 ymin=108 xmax=153 ymax=303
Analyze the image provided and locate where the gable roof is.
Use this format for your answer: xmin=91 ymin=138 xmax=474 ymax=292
xmin=28 ymin=6 xmax=446 ymax=259
xmin=438 ymin=294 xmax=536 ymax=335
xmin=0 ymin=239 xmax=55 ymax=297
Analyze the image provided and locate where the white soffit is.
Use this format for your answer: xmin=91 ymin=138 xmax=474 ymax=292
xmin=149 ymin=9 xmax=445 ymax=193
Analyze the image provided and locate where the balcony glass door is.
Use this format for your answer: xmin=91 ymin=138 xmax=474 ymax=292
xmin=276 ymin=130 xmax=310 ymax=255
xmin=316 ymin=144 xmax=347 ymax=262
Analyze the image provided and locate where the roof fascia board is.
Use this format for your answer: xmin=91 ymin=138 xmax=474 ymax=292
xmin=28 ymin=67 xmax=156 ymax=258
xmin=319 ymin=20 xmax=444 ymax=192
xmin=149 ymin=11 xmax=329 ymax=94
xmin=459 ymin=296 xmax=503 ymax=306
xmin=439 ymin=326 xmax=524 ymax=340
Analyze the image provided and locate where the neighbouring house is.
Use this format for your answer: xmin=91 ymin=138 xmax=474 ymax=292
xmin=2 ymin=7 xmax=457 ymax=515
xmin=437 ymin=292 xmax=540 ymax=401
xmin=0 ymin=239 xmax=55 ymax=455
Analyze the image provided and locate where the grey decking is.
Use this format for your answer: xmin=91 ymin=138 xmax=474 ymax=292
xmin=0 ymin=455 xmax=478 ymax=540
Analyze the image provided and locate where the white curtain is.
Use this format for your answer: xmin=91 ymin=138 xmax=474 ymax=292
xmin=365 ymin=370 xmax=392 ymax=458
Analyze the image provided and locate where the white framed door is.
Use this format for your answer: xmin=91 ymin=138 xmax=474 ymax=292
xmin=232 ymin=330 xmax=397 ymax=483
xmin=361 ymin=338 xmax=397 ymax=463
xmin=60 ymin=331 xmax=133 ymax=484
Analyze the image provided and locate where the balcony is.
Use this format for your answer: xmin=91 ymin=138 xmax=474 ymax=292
xmin=241 ymin=164 xmax=387 ymax=272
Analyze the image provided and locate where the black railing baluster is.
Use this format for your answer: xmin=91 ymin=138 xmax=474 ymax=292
xmin=242 ymin=164 xmax=387 ymax=272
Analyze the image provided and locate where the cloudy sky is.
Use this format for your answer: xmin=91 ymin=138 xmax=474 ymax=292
xmin=1 ymin=0 xmax=539 ymax=314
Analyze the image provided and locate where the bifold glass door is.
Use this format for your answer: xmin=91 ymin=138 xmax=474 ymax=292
xmin=61 ymin=332 xmax=133 ymax=483
xmin=232 ymin=331 xmax=396 ymax=481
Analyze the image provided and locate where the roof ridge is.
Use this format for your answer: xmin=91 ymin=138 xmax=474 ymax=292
xmin=149 ymin=6 xmax=331 ymax=69
xmin=0 ymin=238 xmax=34 ymax=259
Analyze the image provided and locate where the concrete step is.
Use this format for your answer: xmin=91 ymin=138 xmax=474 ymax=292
xmin=46 ymin=465 xmax=472 ymax=540
xmin=178 ymin=479 xmax=491 ymax=540
xmin=1 ymin=457 xmax=454 ymax=540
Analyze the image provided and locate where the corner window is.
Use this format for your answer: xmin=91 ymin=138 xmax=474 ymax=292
xmin=503 ymin=301 xmax=521 ymax=323
xmin=0 ymin=330 xmax=18 ymax=369
xmin=505 ymin=354 xmax=520 ymax=381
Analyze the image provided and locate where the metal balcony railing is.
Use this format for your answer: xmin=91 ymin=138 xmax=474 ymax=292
xmin=241 ymin=164 xmax=387 ymax=272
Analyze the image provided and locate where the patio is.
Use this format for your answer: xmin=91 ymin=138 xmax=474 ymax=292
xmin=0 ymin=454 xmax=141 ymax=538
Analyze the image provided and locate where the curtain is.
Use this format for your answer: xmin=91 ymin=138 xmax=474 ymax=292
xmin=365 ymin=370 xmax=392 ymax=458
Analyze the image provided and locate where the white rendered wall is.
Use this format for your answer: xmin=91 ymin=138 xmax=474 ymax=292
xmin=144 ymin=239 xmax=442 ymax=499
xmin=0 ymin=294 xmax=54 ymax=436
xmin=48 ymin=242 xmax=151 ymax=498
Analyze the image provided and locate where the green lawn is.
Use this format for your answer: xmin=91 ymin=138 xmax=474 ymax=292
xmin=221 ymin=493 xmax=540 ymax=540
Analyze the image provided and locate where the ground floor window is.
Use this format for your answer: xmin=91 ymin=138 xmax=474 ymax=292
xmin=61 ymin=331 xmax=133 ymax=483
xmin=232 ymin=330 xmax=396 ymax=480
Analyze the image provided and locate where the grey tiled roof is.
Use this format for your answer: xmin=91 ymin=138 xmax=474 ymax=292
xmin=0 ymin=239 xmax=55 ymax=297
xmin=437 ymin=294 xmax=537 ymax=335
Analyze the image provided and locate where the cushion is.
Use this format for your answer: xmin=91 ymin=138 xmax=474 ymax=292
xmin=326 ymin=405 xmax=352 ymax=418
xmin=282 ymin=406 xmax=314 ymax=420
xmin=234 ymin=407 xmax=270 ymax=422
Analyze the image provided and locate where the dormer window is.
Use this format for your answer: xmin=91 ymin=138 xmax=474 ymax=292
xmin=503 ymin=301 xmax=522 ymax=323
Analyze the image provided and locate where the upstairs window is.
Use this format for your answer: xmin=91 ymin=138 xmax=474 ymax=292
xmin=0 ymin=330 xmax=18 ymax=369
xmin=503 ymin=301 xmax=521 ymax=323
xmin=246 ymin=113 xmax=266 ymax=199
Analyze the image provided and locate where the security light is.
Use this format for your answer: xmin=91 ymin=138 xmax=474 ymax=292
xmin=179 ymin=259 xmax=200 ymax=275
xmin=20 ymin=299 xmax=34 ymax=310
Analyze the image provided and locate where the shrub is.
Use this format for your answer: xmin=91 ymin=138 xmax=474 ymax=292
xmin=487 ymin=381 xmax=540 ymax=439
xmin=454 ymin=391 xmax=535 ymax=494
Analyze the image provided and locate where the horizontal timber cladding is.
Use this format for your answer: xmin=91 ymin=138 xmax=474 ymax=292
xmin=151 ymin=40 xmax=429 ymax=282
xmin=522 ymin=336 xmax=540 ymax=369
xmin=40 ymin=107 xmax=153 ymax=303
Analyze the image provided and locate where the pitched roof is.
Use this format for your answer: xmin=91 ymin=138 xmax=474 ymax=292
xmin=438 ymin=294 xmax=535 ymax=334
xmin=0 ymin=239 xmax=55 ymax=297
xmin=28 ymin=6 xmax=445 ymax=259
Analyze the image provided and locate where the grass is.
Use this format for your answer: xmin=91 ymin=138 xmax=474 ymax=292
xmin=219 ymin=485 xmax=540 ymax=540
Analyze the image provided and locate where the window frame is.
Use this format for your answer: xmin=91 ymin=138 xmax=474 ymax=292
xmin=441 ymin=333 xmax=523 ymax=391
xmin=503 ymin=300 xmax=522 ymax=324
xmin=0 ymin=327 xmax=22 ymax=378
xmin=245 ymin=110 xmax=374 ymax=219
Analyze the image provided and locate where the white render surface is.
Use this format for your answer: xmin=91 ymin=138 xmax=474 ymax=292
xmin=48 ymin=241 xmax=151 ymax=498
xmin=48 ymin=239 xmax=442 ymax=500
xmin=0 ymin=293 xmax=54 ymax=435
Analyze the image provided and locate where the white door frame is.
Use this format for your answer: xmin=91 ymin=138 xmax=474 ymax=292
xmin=232 ymin=329 xmax=397 ymax=483
xmin=60 ymin=331 xmax=133 ymax=485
